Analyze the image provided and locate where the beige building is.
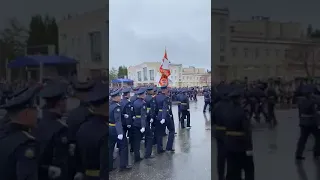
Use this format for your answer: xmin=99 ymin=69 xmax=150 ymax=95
xmin=181 ymin=66 xmax=211 ymax=87
xmin=58 ymin=5 xmax=108 ymax=81
xmin=212 ymin=9 xmax=320 ymax=82
xmin=128 ymin=62 xmax=210 ymax=87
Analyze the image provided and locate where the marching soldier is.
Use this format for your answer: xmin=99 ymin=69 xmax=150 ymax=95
xmin=66 ymin=80 xmax=95 ymax=179
xmin=203 ymin=89 xmax=211 ymax=112
xmin=212 ymin=87 xmax=231 ymax=180
xmin=295 ymin=85 xmax=320 ymax=160
xmin=34 ymin=82 xmax=72 ymax=180
xmin=0 ymin=86 xmax=39 ymax=180
xmin=179 ymin=90 xmax=191 ymax=129
xmin=132 ymin=88 xmax=148 ymax=161
xmin=155 ymin=85 xmax=175 ymax=153
xmin=107 ymin=88 xmax=132 ymax=171
xmin=225 ymin=88 xmax=254 ymax=180
xmin=120 ymin=88 xmax=134 ymax=153
xmin=144 ymin=87 xmax=156 ymax=158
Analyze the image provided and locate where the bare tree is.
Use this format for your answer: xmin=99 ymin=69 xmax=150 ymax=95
xmin=0 ymin=18 xmax=28 ymax=80
xmin=286 ymin=43 xmax=319 ymax=78
xmin=0 ymin=18 xmax=28 ymax=59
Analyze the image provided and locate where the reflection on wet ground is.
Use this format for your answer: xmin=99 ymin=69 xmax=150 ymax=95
xmin=110 ymin=97 xmax=211 ymax=180
xmin=213 ymin=109 xmax=320 ymax=180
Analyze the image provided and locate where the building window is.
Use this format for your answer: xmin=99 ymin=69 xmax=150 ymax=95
xmin=285 ymin=49 xmax=289 ymax=58
xmin=143 ymin=67 xmax=147 ymax=81
xmin=255 ymin=48 xmax=259 ymax=58
xmin=275 ymin=49 xmax=280 ymax=57
xmin=220 ymin=56 xmax=225 ymax=62
xmin=265 ymin=48 xmax=270 ymax=56
xmin=137 ymin=71 xmax=142 ymax=81
xmin=244 ymin=48 xmax=249 ymax=57
xmin=89 ymin=31 xmax=102 ymax=62
xmin=220 ymin=36 xmax=226 ymax=52
xmin=149 ymin=70 xmax=154 ymax=80
xmin=232 ymin=47 xmax=237 ymax=56
xmin=219 ymin=18 xmax=226 ymax=33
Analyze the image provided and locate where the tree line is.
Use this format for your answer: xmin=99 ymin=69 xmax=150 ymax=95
xmin=0 ymin=15 xmax=58 ymax=79
xmin=109 ymin=66 xmax=128 ymax=80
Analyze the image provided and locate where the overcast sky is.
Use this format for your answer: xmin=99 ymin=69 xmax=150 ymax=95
xmin=214 ymin=0 xmax=320 ymax=29
xmin=109 ymin=0 xmax=211 ymax=69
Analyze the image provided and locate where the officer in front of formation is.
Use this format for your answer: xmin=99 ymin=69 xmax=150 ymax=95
xmin=0 ymin=86 xmax=39 ymax=180
xmin=203 ymin=89 xmax=211 ymax=112
xmin=224 ymin=88 xmax=254 ymax=180
xmin=179 ymin=90 xmax=191 ymax=129
xmin=34 ymin=82 xmax=74 ymax=180
xmin=295 ymin=84 xmax=320 ymax=160
xmin=120 ymin=88 xmax=134 ymax=153
xmin=144 ymin=86 xmax=156 ymax=158
xmin=155 ymin=85 xmax=175 ymax=153
xmin=66 ymin=80 xmax=95 ymax=179
xmin=132 ymin=88 xmax=148 ymax=161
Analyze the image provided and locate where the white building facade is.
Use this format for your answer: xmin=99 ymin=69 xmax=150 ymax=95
xmin=128 ymin=62 xmax=210 ymax=87
xmin=58 ymin=5 xmax=108 ymax=81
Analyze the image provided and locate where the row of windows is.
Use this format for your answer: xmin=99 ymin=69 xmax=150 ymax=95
xmin=137 ymin=69 xmax=155 ymax=81
xmin=231 ymin=48 xmax=291 ymax=58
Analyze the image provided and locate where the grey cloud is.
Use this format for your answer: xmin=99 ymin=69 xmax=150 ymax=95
xmin=109 ymin=0 xmax=211 ymax=68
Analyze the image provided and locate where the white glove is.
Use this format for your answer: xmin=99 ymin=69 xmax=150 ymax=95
xmin=246 ymin=150 xmax=253 ymax=156
xmin=117 ymin=134 xmax=123 ymax=140
xmin=150 ymin=118 xmax=154 ymax=123
xmin=187 ymin=109 xmax=190 ymax=111
xmin=127 ymin=125 xmax=131 ymax=128
xmin=160 ymin=119 xmax=165 ymax=124
xmin=48 ymin=166 xmax=61 ymax=179
xmin=140 ymin=127 xmax=145 ymax=133
xmin=124 ymin=114 xmax=129 ymax=118
xmin=133 ymin=116 xmax=136 ymax=119
xmin=74 ymin=172 xmax=84 ymax=180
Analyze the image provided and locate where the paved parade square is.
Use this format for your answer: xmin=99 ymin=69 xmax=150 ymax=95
xmin=110 ymin=97 xmax=211 ymax=180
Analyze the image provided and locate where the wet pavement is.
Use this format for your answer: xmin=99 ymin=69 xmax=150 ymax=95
xmin=213 ymin=108 xmax=320 ymax=180
xmin=110 ymin=96 xmax=211 ymax=180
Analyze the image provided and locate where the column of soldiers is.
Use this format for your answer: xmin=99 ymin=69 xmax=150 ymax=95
xmin=0 ymin=80 xmax=194 ymax=180
xmin=109 ymin=85 xmax=194 ymax=171
xmin=212 ymin=78 xmax=320 ymax=180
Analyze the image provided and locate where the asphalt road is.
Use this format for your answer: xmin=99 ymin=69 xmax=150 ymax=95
xmin=110 ymin=96 xmax=211 ymax=180
xmin=212 ymin=108 xmax=320 ymax=180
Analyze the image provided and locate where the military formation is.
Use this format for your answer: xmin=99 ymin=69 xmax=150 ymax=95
xmin=0 ymin=79 xmax=204 ymax=180
xmin=212 ymin=78 xmax=320 ymax=180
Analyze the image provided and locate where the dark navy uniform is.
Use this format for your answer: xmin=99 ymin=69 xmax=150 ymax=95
xmin=132 ymin=88 xmax=148 ymax=161
xmin=154 ymin=85 xmax=175 ymax=153
xmin=0 ymin=86 xmax=39 ymax=180
xmin=120 ymin=88 xmax=134 ymax=153
xmin=107 ymin=89 xmax=131 ymax=171
xmin=143 ymin=87 xmax=156 ymax=158
xmin=203 ymin=90 xmax=211 ymax=112
xmin=66 ymin=80 xmax=95 ymax=179
xmin=212 ymin=94 xmax=230 ymax=180
xmin=224 ymin=89 xmax=254 ymax=180
xmin=295 ymin=85 xmax=320 ymax=159
xmin=179 ymin=90 xmax=191 ymax=128
xmin=34 ymin=83 xmax=69 ymax=180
